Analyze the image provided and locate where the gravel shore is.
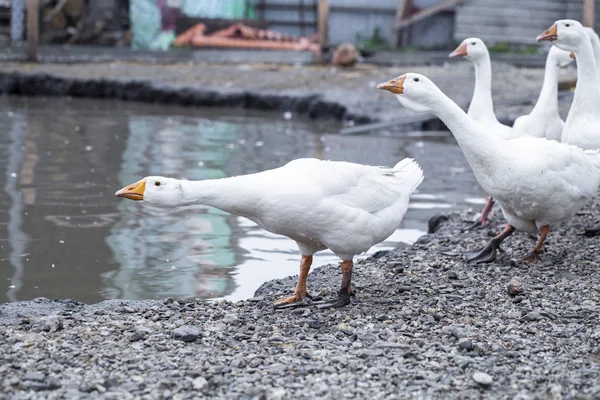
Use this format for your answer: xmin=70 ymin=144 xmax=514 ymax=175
xmin=2 ymin=200 xmax=599 ymax=399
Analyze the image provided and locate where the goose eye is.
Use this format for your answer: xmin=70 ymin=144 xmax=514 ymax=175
xmin=413 ymin=77 xmax=419 ymax=82
xmin=155 ymin=181 xmax=161 ymax=187
xmin=471 ymin=42 xmax=476 ymax=45
xmin=565 ymin=23 xmax=570 ymax=27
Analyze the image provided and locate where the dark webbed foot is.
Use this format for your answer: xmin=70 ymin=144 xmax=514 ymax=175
xmin=465 ymin=241 xmax=499 ymax=263
xmin=314 ymin=287 xmax=351 ymax=309
xmin=584 ymin=222 xmax=600 ymax=237
xmin=465 ymin=224 xmax=515 ymax=264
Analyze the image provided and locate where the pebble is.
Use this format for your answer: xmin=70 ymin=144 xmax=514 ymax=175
xmin=171 ymin=325 xmax=200 ymax=342
xmin=472 ymin=371 xmax=493 ymax=386
xmin=458 ymin=339 xmax=473 ymax=351
xmin=33 ymin=315 xmax=63 ymax=332
xmin=22 ymin=371 xmax=45 ymax=382
xmin=507 ymin=277 xmax=524 ymax=296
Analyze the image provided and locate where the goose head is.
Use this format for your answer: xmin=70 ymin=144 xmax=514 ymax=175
xmin=537 ymin=19 xmax=587 ymax=52
xmin=116 ymin=176 xmax=183 ymax=207
xmin=377 ymin=73 xmax=438 ymax=112
xmin=449 ymin=37 xmax=488 ymax=61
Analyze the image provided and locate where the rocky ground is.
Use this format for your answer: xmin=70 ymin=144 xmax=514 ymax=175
xmin=0 ymin=57 xmax=577 ymax=129
xmin=1 ymin=200 xmax=599 ymax=399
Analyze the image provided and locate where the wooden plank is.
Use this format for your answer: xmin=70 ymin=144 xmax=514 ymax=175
xmin=584 ymin=0 xmax=595 ymax=27
xmin=394 ymin=0 xmax=462 ymax=31
xmin=456 ymin=7 xmax=563 ymax=20
xmin=317 ymin=0 xmax=328 ymax=53
xmin=391 ymin=0 xmax=409 ymax=48
xmin=457 ymin=0 xmax=566 ymax=13
xmin=26 ymin=0 xmax=39 ymax=62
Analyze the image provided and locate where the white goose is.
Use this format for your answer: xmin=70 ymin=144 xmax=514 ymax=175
xmin=584 ymin=27 xmax=600 ymax=82
xmin=449 ymin=37 xmax=531 ymax=228
xmin=513 ymin=46 xmax=574 ymax=141
xmin=378 ymin=73 xmax=600 ymax=263
xmin=116 ymin=158 xmax=423 ymax=309
xmin=539 ymin=20 xmax=600 ymax=236
xmin=538 ymin=20 xmax=600 ymax=150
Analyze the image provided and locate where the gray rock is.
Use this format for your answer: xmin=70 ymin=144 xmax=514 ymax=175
xmin=34 ymin=315 xmax=63 ymax=332
xmin=472 ymin=371 xmax=493 ymax=386
xmin=451 ymin=327 xmax=468 ymax=339
xmin=522 ymin=312 xmax=542 ymax=322
xmin=230 ymin=357 xmax=247 ymax=368
xmin=22 ymin=371 xmax=45 ymax=382
xmin=192 ymin=377 xmax=208 ymax=390
xmin=171 ymin=325 xmax=200 ymax=342
xmin=458 ymin=339 xmax=473 ymax=351
xmin=507 ymin=277 xmax=524 ymax=296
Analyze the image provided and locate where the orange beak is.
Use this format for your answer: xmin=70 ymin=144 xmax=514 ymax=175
xmin=449 ymin=42 xmax=468 ymax=58
xmin=115 ymin=179 xmax=146 ymax=201
xmin=537 ymin=24 xmax=558 ymax=42
xmin=377 ymin=75 xmax=406 ymax=94
xmin=570 ymin=51 xmax=576 ymax=60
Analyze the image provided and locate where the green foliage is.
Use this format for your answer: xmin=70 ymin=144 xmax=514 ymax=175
xmin=355 ymin=26 xmax=388 ymax=50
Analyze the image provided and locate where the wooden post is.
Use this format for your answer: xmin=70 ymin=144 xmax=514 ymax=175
xmin=318 ymin=0 xmax=329 ymax=62
xmin=392 ymin=0 xmax=409 ymax=48
xmin=26 ymin=0 xmax=39 ymax=62
xmin=584 ymin=0 xmax=595 ymax=28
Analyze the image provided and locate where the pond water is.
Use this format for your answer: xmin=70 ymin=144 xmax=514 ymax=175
xmin=0 ymin=96 xmax=486 ymax=304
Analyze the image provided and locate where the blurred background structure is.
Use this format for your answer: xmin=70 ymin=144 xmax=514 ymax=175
xmin=1 ymin=0 xmax=598 ymax=61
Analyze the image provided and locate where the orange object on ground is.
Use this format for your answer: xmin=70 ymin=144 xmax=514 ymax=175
xmin=174 ymin=23 xmax=320 ymax=53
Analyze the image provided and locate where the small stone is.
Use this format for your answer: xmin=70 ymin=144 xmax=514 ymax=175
xmin=512 ymin=296 xmax=524 ymax=304
xmin=397 ymin=285 xmax=411 ymax=293
xmin=522 ymin=312 xmax=542 ymax=322
xmin=507 ymin=277 xmax=524 ymax=296
xmin=358 ymin=349 xmax=384 ymax=359
xmin=249 ymin=358 xmax=263 ymax=368
xmin=472 ymin=371 xmax=493 ymax=386
xmin=23 ymin=371 xmax=45 ymax=382
xmin=34 ymin=315 xmax=63 ymax=332
xmin=451 ymin=327 xmax=468 ymax=339
xmin=172 ymin=325 xmax=200 ymax=342
xmin=458 ymin=339 xmax=473 ymax=351
xmin=307 ymin=320 xmax=322 ymax=329
xmin=79 ymin=383 xmax=95 ymax=393
xmin=230 ymin=357 xmax=247 ymax=368
xmin=192 ymin=377 xmax=208 ymax=390
xmin=247 ymin=297 xmax=263 ymax=302
xmin=129 ymin=331 xmax=145 ymax=342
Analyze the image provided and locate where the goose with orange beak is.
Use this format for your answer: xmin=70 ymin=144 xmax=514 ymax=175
xmin=538 ymin=19 xmax=600 ymax=236
xmin=448 ymin=37 xmax=533 ymax=230
xmin=378 ymin=73 xmax=600 ymax=264
xmin=115 ymin=158 xmax=424 ymax=309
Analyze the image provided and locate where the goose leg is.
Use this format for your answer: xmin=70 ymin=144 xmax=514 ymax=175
xmin=274 ymin=255 xmax=315 ymax=309
xmin=465 ymin=224 xmax=515 ymax=263
xmin=315 ymin=260 xmax=353 ymax=309
xmin=465 ymin=196 xmax=495 ymax=230
xmin=517 ymin=225 xmax=549 ymax=263
xmin=584 ymin=222 xmax=600 ymax=237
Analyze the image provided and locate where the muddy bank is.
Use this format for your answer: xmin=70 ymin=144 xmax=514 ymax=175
xmin=0 ymin=60 xmax=576 ymax=129
xmin=1 ymin=202 xmax=599 ymax=399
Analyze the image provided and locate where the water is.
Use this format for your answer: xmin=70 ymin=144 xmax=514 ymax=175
xmin=0 ymin=96 xmax=486 ymax=304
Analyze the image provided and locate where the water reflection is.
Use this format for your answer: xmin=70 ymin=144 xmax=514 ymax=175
xmin=0 ymin=96 xmax=487 ymax=303
xmin=106 ymin=117 xmax=240 ymax=300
